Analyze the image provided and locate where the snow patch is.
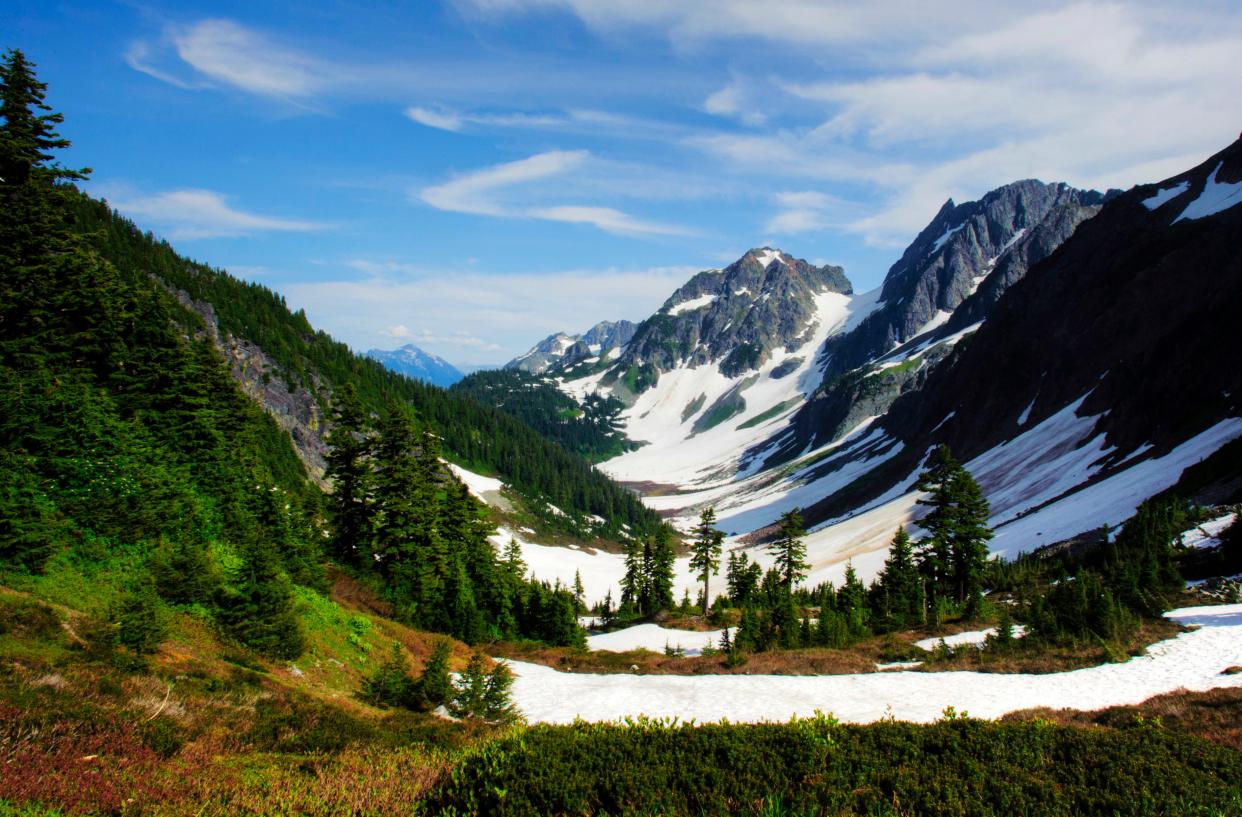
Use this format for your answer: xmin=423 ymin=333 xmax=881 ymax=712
xmin=505 ymin=603 xmax=1242 ymax=724
xmin=1181 ymin=512 xmax=1237 ymax=550
xmin=667 ymin=293 xmax=718 ymax=316
xmin=1175 ymin=162 xmax=1242 ymax=222
xmin=447 ymin=463 xmax=504 ymax=503
xmin=914 ymin=626 xmax=1027 ymax=651
xmin=931 ymin=223 xmax=965 ymax=252
xmin=1143 ymin=181 xmax=1190 ymax=210
xmin=587 ymin=623 xmax=730 ymax=656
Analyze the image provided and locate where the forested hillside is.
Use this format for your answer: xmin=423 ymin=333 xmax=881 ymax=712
xmin=452 ymin=369 xmax=632 ymax=462
xmin=63 ymin=194 xmax=660 ymax=540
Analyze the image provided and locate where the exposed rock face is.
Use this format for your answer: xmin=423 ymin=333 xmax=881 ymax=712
xmin=618 ymin=248 xmax=851 ymax=381
xmin=506 ymin=320 xmax=637 ymax=373
xmin=364 ymin=344 xmax=463 ymax=387
xmin=169 ymin=289 xmax=330 ymax=485
xmin=759 ymin=182 xmax=1104 ymax=467
xmin=797 ymin=137 xmax=1242 ymax=526
xmin=822 ymin=181 xmax=1105 ymax=382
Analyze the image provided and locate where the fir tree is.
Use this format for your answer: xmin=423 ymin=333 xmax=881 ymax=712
xmin=417 ymin=638 xmax=454 ymax=710
xmin=113 ymin=580 xmax=167 ymax=655
xmin=874 ymin=527 xmax=923 ymax=631
xmin=645 ymin=525 xmax=676 ymax=615
xmin=364 ymin=643 xmax=415 ymax=708
xmin=503 ymin=537 xmax=527 ymax=579
xmin=915 ymin=446 xmax=992 ymax=621
xmin=324 ymin=383 xmax=374 ymax=564
xmin=218 ymin=537 xmax=306 ymax=660
xmin=769 ymin=508 xmax=809 ymax=590
xmin=689 ymin=506 xmax=724 ymax=614
xmin=451 ymin=653 xmax=489 ymax=718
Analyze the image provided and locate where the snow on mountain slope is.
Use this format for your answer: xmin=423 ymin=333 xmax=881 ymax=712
xmin=599 ymin=289 xmax=857 ymax=490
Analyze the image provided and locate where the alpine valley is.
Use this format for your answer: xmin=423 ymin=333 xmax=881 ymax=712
xmin=5 ymin=28 xmax=1242 ymax=817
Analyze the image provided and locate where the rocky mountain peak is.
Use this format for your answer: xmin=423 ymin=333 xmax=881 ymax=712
xmin=616 ymin=248 xmax=852 ymax=381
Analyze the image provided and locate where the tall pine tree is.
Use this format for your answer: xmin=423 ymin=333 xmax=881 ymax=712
xmin=689 ymin=506 xmax=724 ymax=613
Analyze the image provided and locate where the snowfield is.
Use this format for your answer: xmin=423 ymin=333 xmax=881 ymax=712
xmin=506 ymin=603 xmax=1242 ymax=724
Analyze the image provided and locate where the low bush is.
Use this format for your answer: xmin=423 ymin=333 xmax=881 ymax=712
xmin=434 ymin=717 xmax=1242 ymax=816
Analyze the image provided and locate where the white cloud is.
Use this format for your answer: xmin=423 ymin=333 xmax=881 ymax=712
xmin=107 ymin=188 xmax=326 ymax=239
xmin=284 ymin=264 xmax=697 ymax=363
xmin=703 ymin=79 xmax=766 ymax=126
xmin=420 ymin=150 xmax=589 ymax=215
xmin=764 ymin=191 xmax=845 ymax=234
xmin=405 ymin=106 xmax=465 ymax=131
xmin=418 ymin=151 xmax=692 ymax=236
xmin=530 ymin=205 xmax=688 ymax=236
xmin=170 ymin=19 xmax=330 ymax=98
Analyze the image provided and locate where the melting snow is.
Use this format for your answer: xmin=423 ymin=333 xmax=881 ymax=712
xmin=505 ymin=603 xmax=1242 ymax=724
xmin=667 ymin=293 xmax=718 ymax=316
xmin=587 ymin=624 xmax=730 ymax=656
xmin=447 ymin=463 xmax=504 ymax=502
xmin=1175 ymin=162 xmax=1242 ymax=222
xmin=914 ymin=626 xmax=1027 ymax=651
xmin=1143 ymin=181 xmax=1190 ymax=210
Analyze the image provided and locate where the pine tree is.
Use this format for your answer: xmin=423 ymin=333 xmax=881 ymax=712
xmin=218 ymin=537 xmax=306 ymax=660
xmin=482 ymin=662 xmax=519 ymax=724
xmin=451 ymin=653 xmax=489 ymax=718
xmin=503 ymin=538 xmax=527 ymax=579
xmin=364 ymin=643 xmax=415 ymax=708
xmin=324 ymin=383 xmax=374 ymax=564
xmin=0 ymin=50 xmax=84 ymax=184
xmin=619 ymin=537 xmax=645 ymax=615
xmin=645 ymin=525 xmax=676 ymax=615
xmin=915 ymin=446 xmax=993 ymax=621
xmin=113 ymin=580 xmax=167 ymax=655
xmin=416 ymin=638 xmax=453 ymax=710
xmin=769 ymin=508 xmax=809 ymax=590
xmin=875 ymin=527 xmax=923 ymax=631
xmin=689 ymin=506 xmax=724 ymax=614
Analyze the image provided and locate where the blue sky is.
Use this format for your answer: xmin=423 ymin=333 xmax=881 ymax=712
xmin=7 ymin=1 xmax=1241 ymax=366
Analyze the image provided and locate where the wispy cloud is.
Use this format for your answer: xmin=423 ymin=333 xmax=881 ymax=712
xmin=107 ymin=188 xmax=326 ymax=239
xmin=171 ymin=19 xmax=331 ymax=98
xmin=284 ymin=263 xmax=698 ymax=362
xmin=765 ymin=191 xmax=847 ymax=234
xmin=405 ymin=106 xmax=465 ymax=131
xmin=418 ymin=151 xmax=692 ymax=236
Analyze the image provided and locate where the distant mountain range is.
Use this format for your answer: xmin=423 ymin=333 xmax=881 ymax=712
xmin=505 ymin=320 xmax=637 ymax=373
xmin=365 ymin=343 xmax=464 ymax=387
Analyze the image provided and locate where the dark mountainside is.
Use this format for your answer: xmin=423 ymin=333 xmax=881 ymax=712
xmin=365 ymin=343 xmax=464 ymax=388
xmin=759 ymin=182 xmax=1105 ymax=467
xmin=792 ymin=138 xmax=1242 ymax=528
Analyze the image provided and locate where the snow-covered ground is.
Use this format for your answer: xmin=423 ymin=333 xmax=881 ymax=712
xmin=914 ymin=625 xmax=1027 ymax=651
xmin=506 ymin=603 xmax=1242 ymax=724
xmin=587 ymin=623 xmax=730 ymax=656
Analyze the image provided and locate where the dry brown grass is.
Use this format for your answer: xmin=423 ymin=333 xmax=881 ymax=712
xmin=1003 ymin=686 xmax=1242 ymax=751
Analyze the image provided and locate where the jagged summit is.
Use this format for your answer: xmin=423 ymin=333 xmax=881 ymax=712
xmin=621 ymin=248 xmax=851 ymax=378
xmin=506 ymin=319 xmax=637 ymax=373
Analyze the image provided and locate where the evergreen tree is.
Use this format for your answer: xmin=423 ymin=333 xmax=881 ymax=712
xmin=620 ymin=536 xmax=645 ymax=615
xmin=364 ymin=643 xmax=415 ymax=708
xmin=874 ymin=527 xmax=923 ymax=631
xmin=769 ymin=508 xmax=809 ymax=590
xmin=371 ymin=401 xmax=426 ymax=569
xmin=0 ymin=49 xmax=86 ymax=188
xmin=149 ymin=536 xmax=221 ymax=607
xmin=324 ymin=383 xmax=373 ymax=564
xmin=416 ymin=638 xmax=453 ymax=710
xmin=451 ymin=653 xmax=489 ymax=718
xmin=113 ymin=580 xmax=167 ymax=655
xmin=218 ymin=538 xmax=306 ymax=660
xmin=689 ymin=506 xmax=724 ymax=614
xmin=915 ymin=446 xmax=992 ymax=621
xmin=645 ymin=525 xmax=676 ymax=615
xmin=482 ymin=662 xmax=519 ymax=724
xmin=503 ymin=538 xmax=527 ymax=579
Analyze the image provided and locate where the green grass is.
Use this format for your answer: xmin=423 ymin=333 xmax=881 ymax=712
xmin=737 ymin=399 xmax=799 ymax=430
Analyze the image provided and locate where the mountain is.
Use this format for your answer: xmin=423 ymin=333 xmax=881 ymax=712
xmin=365 ymin=343 xmax=464 ymax=387
xmin=687 ymin=138 xmax=1242 ymax=584
xmin=506 ymin=320 xmax=637 ymax=373
xmin=762 ymin=181 xmax=1107 ymax=466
